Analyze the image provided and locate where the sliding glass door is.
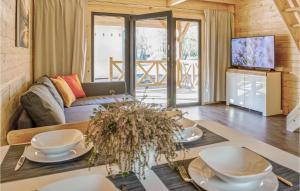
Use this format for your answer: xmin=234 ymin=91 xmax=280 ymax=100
xmin=131 ymin=12 xmax=173 ymax=106
xmin=175 ymin=19 xmax=201 ymax=105
xmin=91 ymin=12 xmax=201 ymax=107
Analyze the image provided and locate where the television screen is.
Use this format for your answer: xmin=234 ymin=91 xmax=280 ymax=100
xmin=231 ymin=36 xmax=275 ymax=69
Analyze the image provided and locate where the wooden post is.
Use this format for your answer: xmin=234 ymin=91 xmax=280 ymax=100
xmin=177 ymin=60 xmax=182 ymax=87
xmin=177 ymin=22 xmax=182 ymax=88
xmin=109 ymin=57 xmax=113 ymax=81
xmin=192 ymin=62 xmax=195 ymax=88
xmin=177 ymin=22 xmax=190 ymax=88
xmin=156 ymin=61 xmax=159 ymax=84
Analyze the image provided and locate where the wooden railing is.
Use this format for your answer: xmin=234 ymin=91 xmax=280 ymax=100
xmin=109 ymin=57 xmax=198 ymax=88
xmin=177 ymin=59 xmax=199 ymax=88
xmin=109 ymin=57 xmax=124 ymax=81
xmin=136 ymin=60 xmax=167 ymax=87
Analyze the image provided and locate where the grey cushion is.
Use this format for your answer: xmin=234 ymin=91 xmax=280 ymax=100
xmin=64 ymin=105 xmax=102 ymax=123
xmin=81 ymin=82 xmax=126 ymax=97
xmin=35 ymin=75 xmax=64 ymax=109
xmin=21 ymin=84 xmax=66 ymax=127
xmin=71 ymin=94 xmax=134 ymax=107
xmin=17 ymin=110 xmax=34 ymax=129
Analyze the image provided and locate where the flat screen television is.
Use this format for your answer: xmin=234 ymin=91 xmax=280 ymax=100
xmin=231 ymin=36 xmax=275 ymax=69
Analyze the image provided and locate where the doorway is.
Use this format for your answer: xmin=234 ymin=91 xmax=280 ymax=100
xmin=131 ymin=12 xmax=173 ymax=106
xmin=91 ymin=12 xmax=200 ymax=107
xmin=175 ymin=19 xmax=201 ymax=105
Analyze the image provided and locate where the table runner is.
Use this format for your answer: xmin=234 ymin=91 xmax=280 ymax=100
xmin=108 ymin=172 xmax=145 ymax=191
xmin=0 ymin=144 xmax=97 ymax=183
xmin=152 ymin=157 xmax=300 ymax=191
xmin=0 ymin=125 xmax=227 ymax=183
xmin=0 ymin=145 xmax=146 ymax=190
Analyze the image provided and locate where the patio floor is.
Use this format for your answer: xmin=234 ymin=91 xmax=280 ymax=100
xmin=94 ymin=79 xmax=199 ymax=105
xmin=136 ymin=87 xmax=199 ymax=105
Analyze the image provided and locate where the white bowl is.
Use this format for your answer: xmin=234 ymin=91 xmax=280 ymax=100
xmin=174 ymin=126 xmax=203 ymax=142
xmin=199 ymin=146 xmax=272 ymax=183
xmin=39 ymin=174 xmax=118 ymax=191
xmin=31 ymin=129 xmax=84 ymax=155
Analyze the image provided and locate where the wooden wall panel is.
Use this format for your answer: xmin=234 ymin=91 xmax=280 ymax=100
xmin=0 ymin=0 xmax=33 ymax=145
xmin=235 ymin=0 xmax=300 ymax=115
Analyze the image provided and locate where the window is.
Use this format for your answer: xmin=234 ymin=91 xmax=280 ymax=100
xmin=92 ymin=15 xmax=127 ymax=82
xmin=175 ymin=20 xmax=200 ymax=105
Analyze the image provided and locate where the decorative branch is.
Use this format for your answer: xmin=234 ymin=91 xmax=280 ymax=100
xmin=85 ymin=100 xmax=184 ymax=178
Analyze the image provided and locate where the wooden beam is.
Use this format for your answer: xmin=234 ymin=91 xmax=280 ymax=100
xmin=292 ymin=23 xmax=300 ymax=27
xmin=177 ymin=22 xmax=190 ymax=42
xmin=273 ymin=0 xmax=300 ymax=51
xmin=285 ymin=7 xmax=300 ymax=12
xmin=196 ymin=0 xmax=240 ymax=5
xmin=167 ymin=0 xmax=189 ymax=7
xmin=167 ymin=0 xmax=239 ymax=6
xmin=159 ymin=20 xmax=167 ymax=28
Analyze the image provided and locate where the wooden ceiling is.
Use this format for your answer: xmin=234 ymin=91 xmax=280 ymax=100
xmin=167 ymin=0 xmax=240 ymax=6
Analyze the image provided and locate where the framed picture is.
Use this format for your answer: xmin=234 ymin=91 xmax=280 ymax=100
xmin=16 ymin=0 xmax=30 ymax=48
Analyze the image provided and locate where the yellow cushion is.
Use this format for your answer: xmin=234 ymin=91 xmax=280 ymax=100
xmin=51 ymin=77 xmax=76 ymax=107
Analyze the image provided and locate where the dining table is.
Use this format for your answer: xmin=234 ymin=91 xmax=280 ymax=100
xmin=0 ymin=120 xmax=299 ymax=191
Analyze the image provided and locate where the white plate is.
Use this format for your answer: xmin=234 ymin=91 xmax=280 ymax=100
xmin=174 ymin=126 xmax=203 ymax=143
xmin=31 ymin=129 xmax=84 ymax=155
xmin=38 ymin=174 xmax=118 ymax=191
xmin=188 ymin=157 xmax=279 ymax=191
xmin=25 ymin=140 xmax=93 ymax=163
xmin=199 ymin=146 xmax=272 ymax=183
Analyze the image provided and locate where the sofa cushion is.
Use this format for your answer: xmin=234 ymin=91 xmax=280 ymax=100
xmin=71 ymin=94 xmax=134 ymax=107
xmin=61 ymin=74 xmax=86 ymax=98
xmin=21 ymin=84 xmax=66 ymax=127
xmin=17 ymin=109 xmax=34 ymax=129
xmin=64 ymin=105 xmax=103 ymax=123
xmin=51 ymin=77 xmax=76 ymax=107
xmin=35 ymin=75 xmax=64 ymax=109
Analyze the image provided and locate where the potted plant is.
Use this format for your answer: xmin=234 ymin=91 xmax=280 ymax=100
xmin=85 ymin=100 xmax=184 ymax=178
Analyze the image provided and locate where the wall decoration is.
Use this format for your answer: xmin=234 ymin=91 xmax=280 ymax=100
xmin=16 ymin=0 xmax=30 ymax=48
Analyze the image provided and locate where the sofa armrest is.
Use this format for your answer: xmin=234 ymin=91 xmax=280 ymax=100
xmin=7 ymin=121 xmax=89 ymax=145
xmin=81 ymin=81 xmax=126 ymax=97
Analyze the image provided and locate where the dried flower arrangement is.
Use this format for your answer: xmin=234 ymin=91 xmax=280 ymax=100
xmin=85 ymin=99 xmax=184 ymax=178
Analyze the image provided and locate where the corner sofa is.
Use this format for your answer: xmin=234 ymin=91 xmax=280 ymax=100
xmin=15 ymin=75 xmax=133 ymax=131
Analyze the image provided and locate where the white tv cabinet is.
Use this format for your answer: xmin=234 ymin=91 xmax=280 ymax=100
xmin=226 ymin=69 xmax=282 ymax=116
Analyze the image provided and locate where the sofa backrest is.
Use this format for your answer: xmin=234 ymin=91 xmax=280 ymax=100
xmin=16 ymin=80 xmax=128 ymax=129
xmin=81 ymin=81 xmax=126 ymax=97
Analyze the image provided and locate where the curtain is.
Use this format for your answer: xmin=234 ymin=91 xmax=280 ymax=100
xmin=33 ymin=0 xmax=87 ymax=81
xmin=203 ymin=10 xmax=232 ymax=103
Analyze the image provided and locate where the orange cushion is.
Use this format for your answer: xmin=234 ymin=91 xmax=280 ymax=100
xmin=51 ymin=77 xmax=76 ymax=107
xmin=61 ymin=74 xmax=86 ymax=98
